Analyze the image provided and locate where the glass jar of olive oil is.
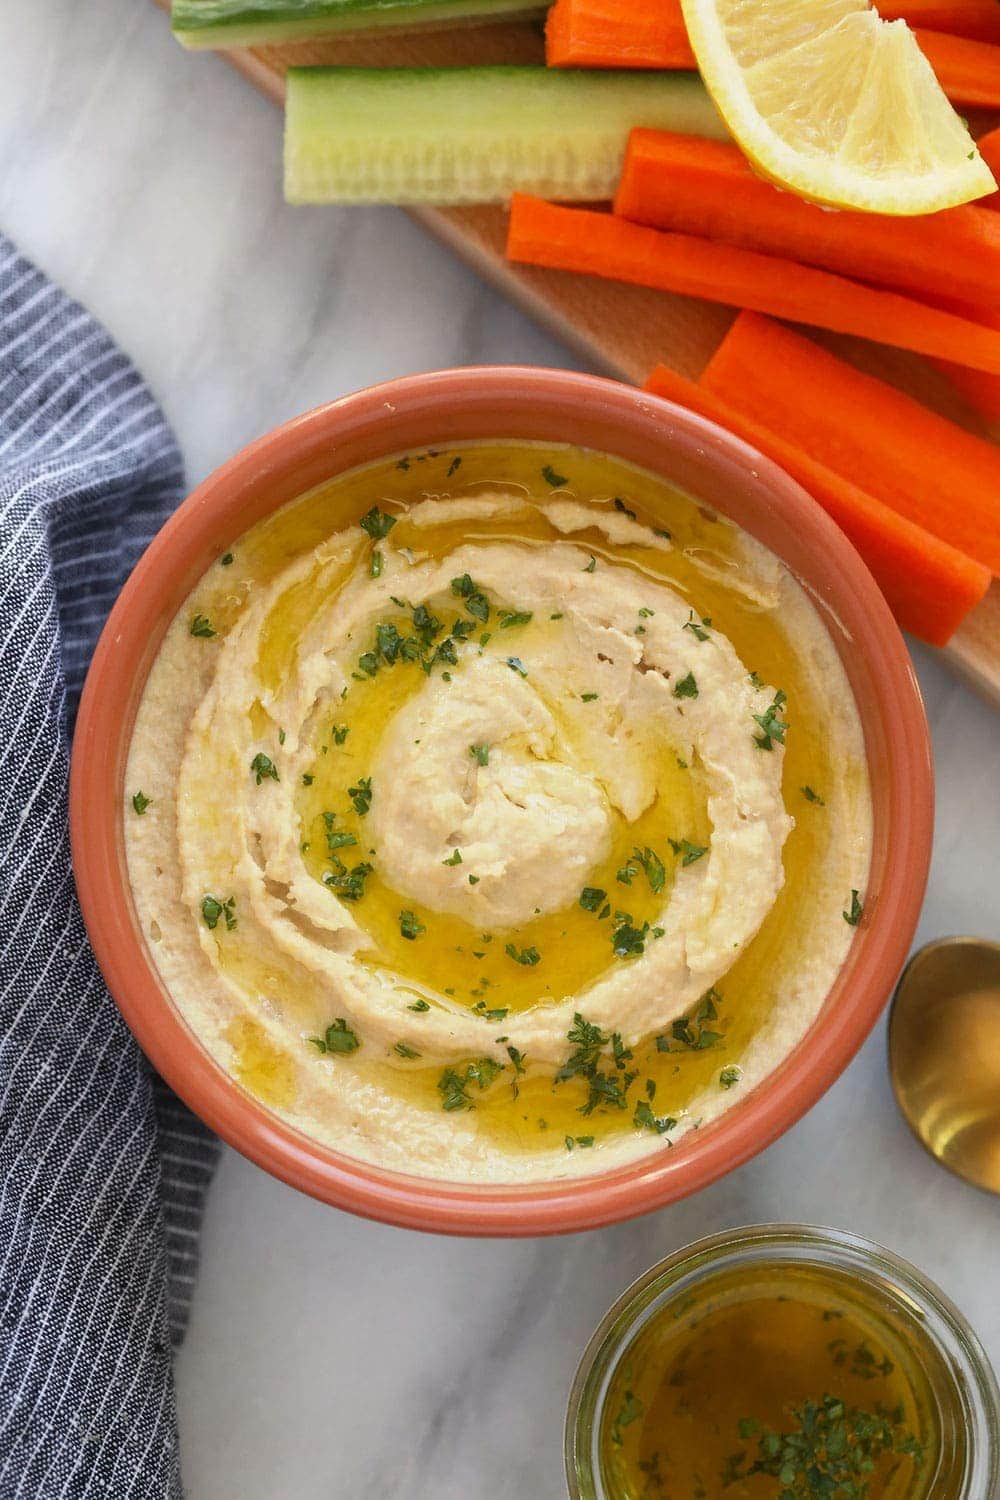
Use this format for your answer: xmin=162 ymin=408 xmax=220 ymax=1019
xmin=566 ymin=1226 xmax=998 ymax=1500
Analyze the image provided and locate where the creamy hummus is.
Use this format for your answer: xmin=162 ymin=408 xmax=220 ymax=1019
xmin=125 ymin=443 xmax=872 ymax=1182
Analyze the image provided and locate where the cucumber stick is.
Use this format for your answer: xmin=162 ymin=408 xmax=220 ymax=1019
xmin=285 ymin=67 xmax=726 ymax=205
xmin=171 ymin=0 xmax=542 ymax=49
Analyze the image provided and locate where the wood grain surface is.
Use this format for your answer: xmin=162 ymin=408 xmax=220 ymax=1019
xmin=154 ymin=0 xmax=1000 ymax=706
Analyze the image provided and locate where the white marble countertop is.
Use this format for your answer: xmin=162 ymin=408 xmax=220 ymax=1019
xmin=3 ymin=3 xmax=998 ymax=1495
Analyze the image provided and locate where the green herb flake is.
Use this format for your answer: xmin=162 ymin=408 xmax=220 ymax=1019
xmin=470 ymin=742 xmax=490 ymax=766
xmin=802 ymin=785 xmax=825 ymax=805
xmin=579 ymin=886 xmax=607 ymax=912
xmin=220 ymin=552 xmax=234 ymax=566
xmin=580 ymin=692 xmax=599 ymax=702
xmin=754 ymin=689 xmax=788 ymax=750
xmin=399 ymin=910 xmax=426 ymax=941
xmin=408 ymin=999 xmax=431 ymax=1013
xmin=541 ymin=464 xmax=568 ymax=488
xmin=301 ymin=773 xmax=314 ymax=786
xmin=505 ymin=942 xmax=541 ymax=967
xmin=250 ymin=752 xmax=279 ymax=785
xmin=844 ymin=889 xmax=864 ymax=926
xmin=189 ymin=614 xmax=216 ymax=639
xmin=348 ymin=777 xmax=373 ymax=816
xmin=359 ymin=506 xmax=396 ymax=540
xmin=683 ymin=611 xmax=712 ymax=641
xmin=131 ymin=791 xmax=151 ymax=816
xmin=633 ymin=1099 xmax=677 ymax=1136
xmin=669 ymin=837 xmax=708 ymax=867
xmin=719 ymin=1066 xmax=742 ymax=1090
xmin=499 ymin=609 xmax=532 ymax=630
xmin=613 ymin=497 xmax=636 ymax=520
xmin=310 ymin=1017 xmax=360 ymax=1055
xmin=443 ymin=849 xmax=463 ymax=866
xmin=332 ymin=724 xmax=349 ymax=745
xmin=506 ymin=656 xmax=528 ymax=678
xmin=369 ymin=550 xmax=384 ymax=579
xmin=446 ymin=456 xmax=462 ymax=478
xmin=393 ymin=1041 xmax=420 ymax=1059
xmin=200 ymin=894 xmax=236 ymax=932
xmin=583 ymin=555 xmax=597 ymax=573
xmin=673 ymin=671 xmax=699 ymax=699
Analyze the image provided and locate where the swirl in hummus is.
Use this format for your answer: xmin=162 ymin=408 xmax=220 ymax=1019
xmin=126 ymin=443 xmax=872 ymax=1182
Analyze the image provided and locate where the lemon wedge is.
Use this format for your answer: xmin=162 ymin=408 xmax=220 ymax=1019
xmin=679 ymin=0 xmax=995 ymax=213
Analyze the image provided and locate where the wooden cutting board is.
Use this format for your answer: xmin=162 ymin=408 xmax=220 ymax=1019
xmin=154 ymin=1 xmax=1000 ymax=706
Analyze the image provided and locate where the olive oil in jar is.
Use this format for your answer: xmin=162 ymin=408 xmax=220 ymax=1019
xmin=598 ymin=1259 xmax=963 ymax=1499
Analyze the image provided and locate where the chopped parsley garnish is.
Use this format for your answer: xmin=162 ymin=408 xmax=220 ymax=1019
xmin=393 ymin=1041 xmax=420 ymax=1059
xmin=446 ymin=456 xmax=462 ymax=478
xmin=302 ymin=773 xmax=314 ymax=786
xmin=669 ymin=837 xmax=708 ymax=867
xmin=348 ymin=776 xmax=372 ymax=816
xmin=189 ymin=614 xmax=216 ymax=638
xmin=802 ymin=785 xmax=825 ymax=805
xmin=309 ymin=1018 xmax=360 ymax=1055
xmin=332 ymin=724 xmax=349 ymax=745
xmin=370 ymin=550 xmax=384 ymax=579
xmin=844 ymin=889 xmax=864 ymax=926
xmin=472 ymin=999 xmax=509 ymax=1022
xmin=583 ymin=555 xmax=597 ymax=573
xmin=322 ymin=860 xmax=373 ymax=902
xmin=610 ymin=1391 xmax=645 ymax=1448
xmin=322 ymin=811 xmax=357 ymax=853
xmin=565 ymin=1134 xmax=596 ymax=1150
xmin=505 ymin=942 xmax=541 ymax=966
xmin=613 ymin=497 xmax=636 ymax=519
xmin=657 ymin=989 xmax=724 ymax=1052
xmin=556 ymin=1013 xmax=638 ymax=1117
xmin=633 ymin=1099 xmax=677 ymax=1135
xmin=611 ymin=917 xmax=649 ymax=959
xmin=468 ymin=874 xmax=480 ymax=885
xmin=399 ymin=910 xmax=426 ymax=941
xmin=749 ymin=671 xmax=765 ymax=689
xmin=634 ymin=846 xmax=667 ymax=893
xmin=683 ymin=612 xmax=712 ymax=641
xmin=506 ymin=656 xmax=528 ymax=677
xmin=673 ymin=671 xmax=699 ymax=699
xmin=579 ymin=886 xmax=607 ymax=912
xmin=250 ymin=752 xmax=279 ymax=785
xmin=200 ymin=894 xmax=236 ymax=932
xmin=131 ymin=791 xmax=151 ymax=815
xmin=408 ymin=999 xmax=431 ymax=1012
xmin=437 ymin=1058 xmax=504 ymax=1111
xmin=719 ymin=1066 xmax=743 ymax=1089
xmin=451 ymin=572 xmax=490 ymax=623
xmin=580 ymin=692 xmax=599 ymax=702
xmin=359 ymin=505 xmax=396 ymax=540
xmin=541 ymin=464 xmax=568 ymax=487
xmin=499 ymin=609 xmax=532 ymax=629
xmin=754 ymin=689 xmax=788 ymax=750
xmin=443 ymin=849 xmax=463 ymax=866
xmin=469 ymin=742 xmax=490 ymax=766
xmin=737 ymin=1396 xmax=923 ymax=1497
xmin=220 ymin=552 xmax=234 ymax=566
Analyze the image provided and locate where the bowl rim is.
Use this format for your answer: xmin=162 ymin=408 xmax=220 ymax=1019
xmin=69 ymin=364 xmax=934 ymax=1237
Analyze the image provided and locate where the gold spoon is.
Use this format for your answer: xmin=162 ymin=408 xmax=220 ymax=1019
xmin=888 ymin=937 xmax=1000 ymax=1195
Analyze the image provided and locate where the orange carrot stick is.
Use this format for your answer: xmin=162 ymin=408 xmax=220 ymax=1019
xmin=615 ymin=131 xmax=1000 ymax=310
xmin=915 ymin=29 xmax=1000 ymax=106
xmin=546 ymin=0 xmax=1000 ymax=96
xmin=700 ymin=312 xmax=1000 ymax=574
xmin=546 ymin=0 xmax=695 ymax=68
xmin=506 ymin=195 xmax=1000 ymax=374
xmin=644 ymin=363 xmax=990 ymax=644
xmin=931 ymin=297 xmax=1000 ymax=423
xmin=881 ymin=0 xmax=1000 ymax=42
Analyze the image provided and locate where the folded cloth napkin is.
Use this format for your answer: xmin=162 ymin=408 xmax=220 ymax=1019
xmin=0 ymin=236 xmax=218 ymax=1497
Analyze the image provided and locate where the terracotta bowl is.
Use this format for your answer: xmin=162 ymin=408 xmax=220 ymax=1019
xmin=71 ymin=366 xmax=934 ymax=1236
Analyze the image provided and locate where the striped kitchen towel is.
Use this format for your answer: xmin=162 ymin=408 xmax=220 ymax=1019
xmin=0 ymin=235 xmax=218 ymax=1497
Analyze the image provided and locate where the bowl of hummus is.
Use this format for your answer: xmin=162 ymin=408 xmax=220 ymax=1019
xmin=71 ymin=367 xmax=933 ymax=1234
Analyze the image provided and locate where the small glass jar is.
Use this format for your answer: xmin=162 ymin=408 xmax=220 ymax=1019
xmin=566 ymin=1224 xmax=999 ymax=1500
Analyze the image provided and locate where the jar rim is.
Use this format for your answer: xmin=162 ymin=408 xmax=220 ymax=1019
xmin=565 ymin=1222 xmax=1000 ymax=1500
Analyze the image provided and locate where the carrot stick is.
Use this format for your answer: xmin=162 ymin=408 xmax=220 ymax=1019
xmin=615 ymin=131 xmax=1000 ymax=311
xmin=506 ymin=195 xmax=1000 ymax=374
xmin=546 ymin=0 xmax=695 ymax=68
xmin=700 ymin=312 xmax=1000 ymax=574
xmin=931 ymin=298 xmax=1000 ymax=423
xmin=881 ymin=0 xmax=1000 ymax=42
xmin=644 ymin=363 xmax=990 ymax=644
xmin=915 ymin=29 xmax=1000 ymax=107
xmin=546 ymin=0 xmax=1000 ymax=96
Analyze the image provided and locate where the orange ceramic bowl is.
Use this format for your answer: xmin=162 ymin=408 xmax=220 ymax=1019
xmin=71 ymin=367 xmax=933 ymax=1237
